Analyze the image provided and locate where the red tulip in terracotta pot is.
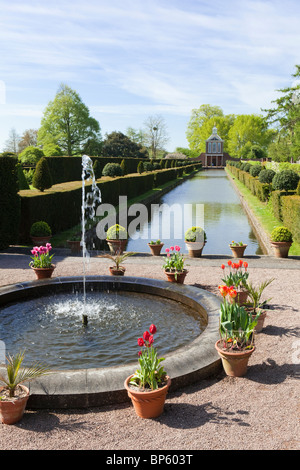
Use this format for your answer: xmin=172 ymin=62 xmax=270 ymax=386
xmin=216 ymin=285 xmax=261 ymax=377
xmin=124 ymin=324 xmax=171 ymax=419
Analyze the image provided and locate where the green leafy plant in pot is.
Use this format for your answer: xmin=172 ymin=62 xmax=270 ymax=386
xmin=30 ymin=221 xmax=52 ymax=246
xmin=270 ymin=226 xmax=293 ymax=258
xmin=244 ymin=278 xmax=274 ymax=332
xmin=220 ymin=260 xmax=249 ymax=305
xmin=98 ymin=251 xmax=135 ymax=276
xmin=148 ymin=239 xmax=164 ymax=256
xmin=124 ymin=324 xmax=171 ymax=419
xmin=0 ymin=351 xmax=51 ymax=424
xmin=184 ymin=226 xmax=206 ymax=257
xmin=215 ymin=285 xmax=261 ymax=377
xmin=106 ymin=224 xmax=128 ymax=254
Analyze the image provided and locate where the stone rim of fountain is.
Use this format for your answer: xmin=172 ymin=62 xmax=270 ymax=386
xmin=0 ymin=276 xmax=221 ymax=409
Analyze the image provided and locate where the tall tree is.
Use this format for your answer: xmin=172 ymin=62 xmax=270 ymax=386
xmin=186 ymin=104 xmax=224 ymax=153
xmin=3 ymin=128 xmax=20 ymax=154
xmin=18 ymin=129 xmax=38 ymax=153
xmin=143 ymin=115 xmax=169 ymax=159
xmin=262 ymin=64 xmax=300 ymax=160
xmin=37 ymin=84 xmax=102 ymax=156
xmin=101 ymin=131 xmax=148 ymax=158
xmin=227 ymin=114 xmax=275 ymax=158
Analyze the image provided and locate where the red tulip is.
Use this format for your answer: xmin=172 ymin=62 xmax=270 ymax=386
xmin=143 ymin=331 xmax=150 ymax=341
xmin=149 ymin=324 xmax=157 ymax=334
xmin=221 ymin=264 xmax=225 ymax=269
xmin=228 ymin=260 xmax=232 ymax=266
xmin=137 ymin=337 xmax=144 ymax=347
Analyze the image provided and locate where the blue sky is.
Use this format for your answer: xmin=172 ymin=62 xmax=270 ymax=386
xmin=1 ymin=0 xmax=300 ymax=153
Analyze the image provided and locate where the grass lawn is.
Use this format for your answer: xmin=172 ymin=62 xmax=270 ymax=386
xmin=226 ymin=168 xmax=300 ymax=256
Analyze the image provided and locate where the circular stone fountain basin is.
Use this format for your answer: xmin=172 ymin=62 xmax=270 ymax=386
xmin=0 ymin=276 xmax=221 ymax=409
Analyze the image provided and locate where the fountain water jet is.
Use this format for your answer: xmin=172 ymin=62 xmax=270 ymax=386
xmin=81 ymin=155 xmax=101 ymax=325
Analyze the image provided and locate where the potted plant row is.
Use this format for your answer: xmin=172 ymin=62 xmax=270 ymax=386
xmin=162 ymin=245 xmax=187 ymax=284
xmin=124 ymin=324 xmax=171 ymax=419
xmin=0 ymin=351 xmax=51 ymax=424
xmin=29 ymin=243 xmax=56 ymax=279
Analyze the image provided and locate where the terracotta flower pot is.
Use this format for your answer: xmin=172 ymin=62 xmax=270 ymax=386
xmin=164 ymin=269 xmax=188 ymax=284
xmin=124 ymin=375 xmax=171 ymax=419
xmin=106 ymin=239 xmax=128 ymax=255
xmin=31 ymin=264 xmax=56 ymax=280
xmin=253 ymin=310 xmax=267 ymax=333
xmin=0 ymin=385 xmax=29 ymax=425
xmin=31 ymin=236 xmax=52 ymax=247
xmin=235 ymin=289 xmax=249 ymax=305
xmin=215 ymin=340 xmax=255 ymax=377
xmin=185 ymin=241 xmax=205 ymax=258
xmin=148 ymin=243 xmax=164 ymax=256
xmin=109 ymin=266 xmax=126 ymax=276
xmin=229 ymin=244 xmax=247 ymax=258
xmin=271 ymin=241 xmax=292 ymax=258
xmin=67 ymin=240 xmax=82 ymax=253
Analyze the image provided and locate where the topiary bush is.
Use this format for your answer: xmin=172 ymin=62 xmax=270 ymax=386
xmin=106 ymin=224 xmax=128 ymax=240
xmin=250 ymin=164 xmax=262 ymax=177
xmin=17 ymin=164 xmax=30 ymax=190
xmin=296 ymin=180 xmax=300 ymax=196
xmin=184 ymin=226 xmax=206 ymax=243
xmin=30 ymin=221 xmax=52 ymax=237
xmin=272 ymin=169 xmax=300 ymax=191
xmin=102 ymin=162 xmax=123 ymax=177
xmin=32 ymin=157 xmax=53 ymax=191
xmin=271 ymin=226 xmax=293 ymax=242
xmin=137 ymin=161 xmax=144 ymax=174
xmin=258 ymin=169 xmax=276 ymax=184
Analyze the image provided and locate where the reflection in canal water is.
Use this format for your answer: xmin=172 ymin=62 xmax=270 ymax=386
xmin=126 ymin=169 xmax=263 ymax=255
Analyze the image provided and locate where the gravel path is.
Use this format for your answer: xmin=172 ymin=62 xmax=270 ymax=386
xmin=0 ymin=250 xmax=299 ymax=451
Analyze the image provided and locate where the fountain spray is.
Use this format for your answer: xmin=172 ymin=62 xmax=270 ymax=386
xmin=81 ymin=155 xmax=101 ymax=325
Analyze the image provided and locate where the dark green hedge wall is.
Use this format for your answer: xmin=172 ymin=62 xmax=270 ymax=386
xmin=0 ymin=157 xmax=21 ymax=249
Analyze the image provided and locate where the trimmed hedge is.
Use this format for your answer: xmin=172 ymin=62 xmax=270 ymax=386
xmin=0 ymin=156 xmax=21 ymax=248
xmin=18 ymin=164 xmax=200 ymax=242
xmin=227 ymin=163 xmax=270 ymax=202
xmin=281 ymin=195 xmax=300 ymax=243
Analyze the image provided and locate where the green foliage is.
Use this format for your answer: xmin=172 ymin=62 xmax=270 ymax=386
xmin=120 ymin=159 xmax=128 ymax=175
xmin=19 ymin=146 xmax=44 ymax=165
xmin=106 ymin=224 xmax=128 ymax=240
xmin=272 ymin=170 xmax=300 ymax=191
xmin=250 ymin=164 xmax=262 ymax=177
xmin=32 ymin=157 xmax=53 ymax=191
xmin=297 ymin=180 xmax=300 ymax=196
xmin=102 ymin=162 xmax=123 ymax=177
xmin=92 ymin=159 xmax=102 ymax=179
xmin=281 ymin=195 xmax=300 ymax=244
xmin=17 ymin=164 xmax=30 ymax=190
xmin=0 ymin=350 xmax=51 ymax=398
xmin=101 ymin=131 xmax=147 ymax=159
xmin=42 ymin=143 xmax=63 ymax=157
xmin=271 ymin=226 xmax=293 ymax=242
xmin=258 ymin=168 xmax=276 ymax=184
xmin=0 ymin=156 xmax=21 ymax=248
xmin=184 ymin=226 xmax=206 ymax=242
xmin=219 ymin=300 xmax=259 ymax=349
xmin=30 ymin=221 xmax=52 ymax=237
xmin=38 ymin=83 xmax=101 ymax=156
xmin=137 ymin=161 xmax=144 ymax=174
